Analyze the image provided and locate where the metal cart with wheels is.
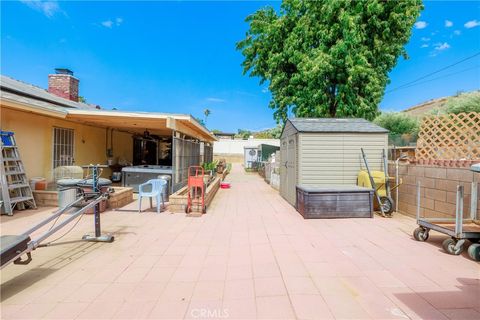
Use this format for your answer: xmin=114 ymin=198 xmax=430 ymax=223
xmin=413 ymin=177 xmax=480 ymax=261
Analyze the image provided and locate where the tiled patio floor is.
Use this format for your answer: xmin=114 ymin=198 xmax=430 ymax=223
xmin=1 ymin=164 xmax=479 ymax=319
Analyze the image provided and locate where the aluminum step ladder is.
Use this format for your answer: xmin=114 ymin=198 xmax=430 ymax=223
xmin=1 ymin=131 xmax=36 ymax=215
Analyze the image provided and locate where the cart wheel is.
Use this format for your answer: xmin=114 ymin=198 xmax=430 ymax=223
xmin=380 ymin=196 xmax=394 ymax=214
xmin=467 ymin=243 xmax=480 ymax=261
xmin=202 ymin=205 xmax=207 ymax=214
xmin=442 ymin=238 xmax=464 ymax=255
xmin=413 ymin=227 xmax=429 ymax=241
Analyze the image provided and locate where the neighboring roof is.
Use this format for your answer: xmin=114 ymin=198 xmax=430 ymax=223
xmin=402 ymin=96 xmax=448 ymax=117
xmin=214 ymin=132 xmax=236 ymax=136
xmin=258 ymin=143 xmax=280 ymax=148
xmin=0 ymin=75 xmax=96 ymax=110
xmin=288 ymin=118 xmax=388 ymax=133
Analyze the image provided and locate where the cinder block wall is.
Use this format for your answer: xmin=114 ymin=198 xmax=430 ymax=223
xmin=389 ymin=163 xmax=480 ymax=219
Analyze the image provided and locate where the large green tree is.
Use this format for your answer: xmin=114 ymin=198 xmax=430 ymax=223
xmin=237 ymin=0 xmax=423 ymax=122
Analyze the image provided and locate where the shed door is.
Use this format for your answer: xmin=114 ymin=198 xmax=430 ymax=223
xmin=280 ymin=138 xmax=288 ymax=199
xmin=286 ymin=136 xmax=296 ymax=205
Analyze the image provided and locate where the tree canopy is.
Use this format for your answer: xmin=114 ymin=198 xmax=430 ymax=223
xmin=237 ymin=0 xmax=423 ymax=122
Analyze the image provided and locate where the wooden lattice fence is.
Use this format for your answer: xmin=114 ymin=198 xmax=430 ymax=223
xmin=416 ymin=112 xmax=480 ymax=161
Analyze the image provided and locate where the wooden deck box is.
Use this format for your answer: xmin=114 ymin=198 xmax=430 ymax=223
xmin=296 ymin=186 xmax=374 ymax=219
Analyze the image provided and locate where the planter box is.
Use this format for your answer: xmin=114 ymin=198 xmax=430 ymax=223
xmin=296 ymin=186 xmax=374 ymax=219
xmin=33 ymin=190 xmax=58 ymax=207
xmin=34 ymin=187 xmax=133 ymax=210
xmin=108 ymin=187 xmax=133 ymax=209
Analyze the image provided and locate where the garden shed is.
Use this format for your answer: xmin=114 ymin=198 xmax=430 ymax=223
xmin=258 ymin=143 xmax=280 ymax=162
xmin=280 ymin=118 xmax=388 ymax=206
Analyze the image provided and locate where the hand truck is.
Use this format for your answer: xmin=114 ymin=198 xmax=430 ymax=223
xmin=185 ymin=166 xmax=206 ymax=216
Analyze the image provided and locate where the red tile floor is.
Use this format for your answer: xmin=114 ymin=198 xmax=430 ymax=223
xmin=1 ymin=164 xmax=479 ymax=319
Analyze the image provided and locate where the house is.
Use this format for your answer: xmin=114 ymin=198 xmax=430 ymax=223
xmin=0 ymin=69 xmax=216 ymax=195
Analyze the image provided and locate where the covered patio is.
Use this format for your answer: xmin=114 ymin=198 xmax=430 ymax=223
xmin=1 ymin=164 xmax=479 ymax=319
xmin=64 ymin=109 xmax=216 ymax=192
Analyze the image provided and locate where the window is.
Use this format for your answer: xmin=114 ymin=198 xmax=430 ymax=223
xmin=53 ymin=127 xmax=75 ymax=168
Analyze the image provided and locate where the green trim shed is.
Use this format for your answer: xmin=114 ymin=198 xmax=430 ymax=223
xmin=279 ymin=118 xmax=388 ymax=206
xmin=258 ymin=143 xmax=280 ymax=162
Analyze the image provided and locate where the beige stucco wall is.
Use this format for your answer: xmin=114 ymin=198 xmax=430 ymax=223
xmin=1 ymin=106 xmax=132 ymax=182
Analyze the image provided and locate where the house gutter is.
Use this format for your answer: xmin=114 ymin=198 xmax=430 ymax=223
xmin=0 ymin=96 xmax=68 ymax=119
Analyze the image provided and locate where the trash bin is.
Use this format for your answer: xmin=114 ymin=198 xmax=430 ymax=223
xmin=57 ymin=178 xmax=82 ymax=208
xmin=76 ymin=178 xmax=112 ymax=213
xmin=158 ymin=175 xmax=171 ymax=202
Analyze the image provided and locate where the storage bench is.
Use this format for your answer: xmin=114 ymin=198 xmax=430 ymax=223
xmin=296 ymin=185 xmax=374 ymax=219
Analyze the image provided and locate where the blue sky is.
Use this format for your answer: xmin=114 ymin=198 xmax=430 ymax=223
xmin=1 ymin=1 xmax=479 ymax=132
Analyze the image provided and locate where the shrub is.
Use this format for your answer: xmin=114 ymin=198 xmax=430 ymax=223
xmin=374 ymin=112 xmax=419 ymax=146
xmin=373 ymin=112 xmax=419 ymax=136
xmin=444 ymin=91 xmax=480 ymax=114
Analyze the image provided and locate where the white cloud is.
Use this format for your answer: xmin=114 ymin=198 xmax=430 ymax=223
xmin=206 ymin=98 xmax=226 ymax=103
xmin=430 ymin=42 xmax=451 ymax=57
xmin=101 ymin=17 xmax=123 ymax=28
xmin=454 ymin=30 xmax=461 ymax=35
xmin=414 ymin=21 xmax=428 ymax=29
xmin=421 ymin=44 xmax=429 ymax=48
xmin=101 ymin=20 xmax=113 ymax=28
xmin=464 ymin=20 xmax=480 ymax=29
xmin=445 ymin=20 xmax=453 ymax=27
xmin=19 ymin=0 xmax=61 ymax=18
xmin=434 ymin=42 xmax=450 ymax=51
xmin=421 ymin=37 xmax=430 ymax=42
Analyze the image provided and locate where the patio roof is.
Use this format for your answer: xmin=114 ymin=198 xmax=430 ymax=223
xmin=66 ymin=109 xmax=216 ymax=142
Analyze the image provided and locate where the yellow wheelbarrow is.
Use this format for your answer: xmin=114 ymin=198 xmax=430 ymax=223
xmin=358 ymin=149 xmax=402 ymax=216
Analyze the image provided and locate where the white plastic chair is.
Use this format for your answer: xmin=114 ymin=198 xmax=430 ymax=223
xmin=138 ymin=179 xmax=167 ymax=213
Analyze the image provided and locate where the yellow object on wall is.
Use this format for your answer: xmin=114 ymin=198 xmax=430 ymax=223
xmin=357 ymin=170 xmax=387 ymax=197
xmin=1 ymin=106 xmax=133 ymax=182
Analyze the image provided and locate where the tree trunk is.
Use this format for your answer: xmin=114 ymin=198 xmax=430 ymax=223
xmin=328 ymin=85 xmax=337 ymax=117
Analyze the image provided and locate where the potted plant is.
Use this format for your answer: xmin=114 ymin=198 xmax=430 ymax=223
xmin=201 ymin=161 xmax=218 ymax=185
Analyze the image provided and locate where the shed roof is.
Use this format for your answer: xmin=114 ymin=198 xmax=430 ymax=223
xmin=288 ymin=118 xmax=388 ymax=133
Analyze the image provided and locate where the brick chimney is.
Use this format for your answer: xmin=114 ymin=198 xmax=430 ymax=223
xmin=48 ymin=68 xmax=79 ymax=102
